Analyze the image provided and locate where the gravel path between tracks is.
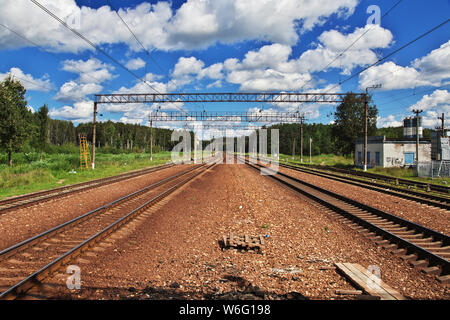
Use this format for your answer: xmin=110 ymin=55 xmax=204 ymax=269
xmin=0 ymin=164 xmax=196 ymax=251
xmin=46 ymin=164 xmax=448 ymax=300
xmin=278 ymin=166 xmax=450 ymax=235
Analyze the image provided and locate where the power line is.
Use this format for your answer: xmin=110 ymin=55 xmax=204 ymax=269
xmin=5 ymin=73 xmax=54 ymax=92
xmin=105 ymin=0 xmax=147 ymax=54
xmin=326 ymin=18 xmax=450 ymax=92
xmin=299 ymin=0 xmax=403 ymax=90
xmin=29 ymin=0 xmax=161 ymax=94
xmin=104 ymin=0 xmax=188 ymax=114
xmin=0 ymin=23 xmax=107 ymax=87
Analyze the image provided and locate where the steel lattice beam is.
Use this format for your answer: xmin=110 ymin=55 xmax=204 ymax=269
xmin=95 ymin=92 xmax=358 ymax=104
xmin=149 ymin=111 xmax=303 ymax=123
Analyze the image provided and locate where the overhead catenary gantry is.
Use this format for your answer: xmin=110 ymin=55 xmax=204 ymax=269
xmin=94 ymin=92 xmax=356 ymax=104
xmin=91 ymin=92 xmax=365 ymax=169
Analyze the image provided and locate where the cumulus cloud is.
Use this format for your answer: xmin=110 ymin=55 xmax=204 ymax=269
xmin=412 ymin=40 xmax=450 ymax=86
xmin=48 ymin=100 xmax=93 ymax=122
xmin=0 ymin=67 xmax=53 ymax=92
xmin=358 ymin=62 xmax=433 ymax=90
xmin=295 ymin=24 xmax=393 ymax=75
xmin=377 ymin=115 xmax=403 ymax=128
xmin=61 ymin=58 xmax=115 ymax=84
xmin=408 ymin=89 xmax=450 ymax=112
xmin=358 ymin=40 xmax=450 ymax=90
xmin=54 ymin=80 xmax=102 ymax=102
xmin=0 ymin=0 xmax=358 ymax=52
xmin=172 ymin=56 xmax=205 ymax=77
xmin=125 ymin=57 xmax=146 ymax=70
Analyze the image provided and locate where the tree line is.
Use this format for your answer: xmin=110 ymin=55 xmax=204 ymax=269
xmin=0 ymin=76 xmax=177 ymax=166
xmin=2 ymin=75 xmax=428 ymax=167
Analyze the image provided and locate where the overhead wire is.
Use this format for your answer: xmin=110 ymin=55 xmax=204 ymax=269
xmin=29 ymin=0 xmax=161 ymax=94
xmin=298 ymin=0 xmax=404 ymax=91
xmin=325 ymin=18 xmax=450 ymax=93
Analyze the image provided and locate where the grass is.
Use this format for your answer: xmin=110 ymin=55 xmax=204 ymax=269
xmin=279 ymin=153 xmax=354 ymax=167
xmin=364 ymin=166 xmax=449 ymax=186
xmin=0 ymin=151 xmax=173 ymax=200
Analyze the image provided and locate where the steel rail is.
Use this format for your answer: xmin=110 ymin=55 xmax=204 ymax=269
xmin=244 ymin=159 xmax=450 ymax=277
xmin=0 ymin=163 xmax=174 ymax=214
xmin=0 ymin=162 xmax=215 ymax=299
xmin=277 ymin=162 xmax=450 ymax=210
xmin=251 ymin=155 xmax=450 ymax=206
xmin=299 ymin=162 xmax=449 ymax=194
xmin=0 ymin=164 xmax=201 ymax=263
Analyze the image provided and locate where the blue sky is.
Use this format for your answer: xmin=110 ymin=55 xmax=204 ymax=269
xmin=0 ymin=0 xmax=448 ymax=134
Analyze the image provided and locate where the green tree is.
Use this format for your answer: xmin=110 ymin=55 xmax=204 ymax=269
xmin=0 ymin=76 xmax=32 ymax=166
xmin=36 ymin=104 xmax=49 ymax=161
xmin=332 ymin=92 xmax=378 ymax=155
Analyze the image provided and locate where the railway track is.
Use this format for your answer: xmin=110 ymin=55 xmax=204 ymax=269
xmin=289 ymin=160 xmax=449 ymax=195
xmin=0 ymin=162 xmax=174 ymax=214
xmin=278 ymin=162 xmax=450 ymax=210
xmin=244 ymin=159 xmax=450 ymax=284
xmin=0 ymin=161 xmax=216 ymax=300
xmin=250 ymin=156 xmax=450 ymax=210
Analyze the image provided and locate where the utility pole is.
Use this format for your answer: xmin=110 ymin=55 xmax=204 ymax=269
xmin=92 ymin=101 xmax=97 ymax=169
xmin=363 ymin=90 xmax=368 ymax=171
xmin=412 ymin=109 xmax=423 ymax=163
xmin=300 ymin=117 xmax=304 ymax=163
xmin=292 ymin=137 xmax=296 ymax=159
xmin=149 ymin=117 xmax=153 ymax=161
xmin=438 ymin=113 xmax=445 ymax=137
xmin=309 ymin=137 xmax=312 ymax=164
xmin=364 ymin=84 xmax=382 ymax=171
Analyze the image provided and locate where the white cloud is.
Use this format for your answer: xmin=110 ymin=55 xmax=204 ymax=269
xmin=412 ymin=40 xmax=450 ymax=86
xmin=358 ymin=40 xmax=450 ymax=90
xmin=377 ymin=115 xmax=402 ymax=128
xmin=295 ymin=24 xmax=393 ymax=75
xmin=0 ymin=67 xmax=53 ymax=92
xmin=358 ymin=62 xmax=434 ymax=90
xmin=55 ymin=80 xmax=102 ymax=101
xmin=408 ymin=90 xmax=450 ymax=128
xmin=0 ymin=0 xmax=359 ymax=52
xmin=172 ymin=56 xmax=204 ymax=77
xmin=61 ymin=58 xmax=115 ymax=84
xmin=125 ymin=57 xmax=146 ymax=70
xmin=409 ymin=89 xmax=450 ymax=112
xmin=49 ymin=100 xmax=93 ymax=122
xmin=197 ymin=63 xmax=224 ymax=80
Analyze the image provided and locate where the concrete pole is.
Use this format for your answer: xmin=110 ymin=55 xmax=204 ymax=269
xmin=149 ymin=119 xmax=153 ymax=161
xmin=439 ymin=113 xmax=445 ymax=137
xmin=363 ymin=90 xmax=368 ymax=172
xmin=300 ymin=118 xmax=303 ymax=163
xmin=309 ymin=137 xmax=312 ymax=163
xmin=413 ymin=109 xmax=423 ymax=163
xmin=92 ymin=101 xmax=97 ymax=170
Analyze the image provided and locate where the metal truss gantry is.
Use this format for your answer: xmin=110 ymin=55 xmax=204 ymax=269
xmin=149 ymin=111 xmax=303 ymax=123
xmin=95 ymin=92 xmax=358 ymax=104
xmin=91 ymin=92 xmax=364 ymax=168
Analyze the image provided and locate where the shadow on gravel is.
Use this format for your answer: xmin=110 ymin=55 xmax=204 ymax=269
xmin=50 ymin=282 xmax=308 ymax=300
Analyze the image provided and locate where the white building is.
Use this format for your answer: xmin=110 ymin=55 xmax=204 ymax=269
xmin=354 ymin=136 xmax=431 ymax=168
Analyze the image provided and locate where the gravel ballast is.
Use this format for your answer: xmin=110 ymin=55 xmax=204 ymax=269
xmin=45 ymin=164 xmax=448 ymax=300
xmin=0 ymin=164 xmax=196 ymax=250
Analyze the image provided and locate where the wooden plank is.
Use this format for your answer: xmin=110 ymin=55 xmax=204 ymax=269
xmin=343 ymin=263 xmax=393 ymax=300
xmin=336 ymin=263 xmax=376 ymax=296
xmin=335 ymin=263 xmax=395 ymax=300
xmin=352 ymin=264 xmax=405 ymax=300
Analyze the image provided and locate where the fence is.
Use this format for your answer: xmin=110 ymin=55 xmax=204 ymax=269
xmin=416 ymin=161 xmax=450 ymax=178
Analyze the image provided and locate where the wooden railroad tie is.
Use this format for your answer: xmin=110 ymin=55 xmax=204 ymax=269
xmin=221 ymin=233 xmax=265 ymax=253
